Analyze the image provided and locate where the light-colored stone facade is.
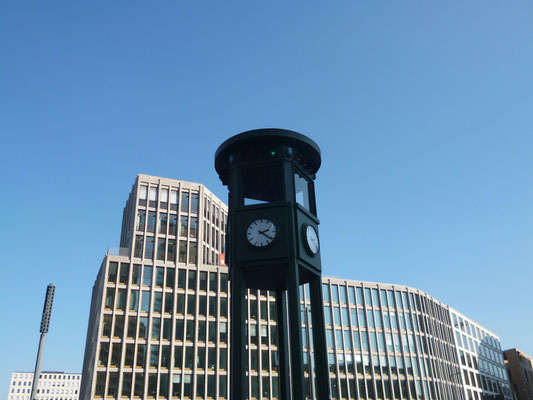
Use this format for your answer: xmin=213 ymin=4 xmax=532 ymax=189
xmin=8 ymin=371 xmax=81 ymax=400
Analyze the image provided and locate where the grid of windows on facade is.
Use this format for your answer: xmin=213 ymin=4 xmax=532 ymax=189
xmin=307 ymin=281 xmax=465 ymax=400
xmin=99 ymin=259 xmax=284 ymax=400
xmin=451 ymin=312 xmax=512 ymax=400
xmin=97 ymin=261 xmax=236 ymax=399
xmin=9 ymin=372 xmax=81 ymax=400
xmin=134 ymin=182 xmax=226 ymax=266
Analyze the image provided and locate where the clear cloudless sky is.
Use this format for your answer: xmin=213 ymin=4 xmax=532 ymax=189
xmin=1 ymin=0 xmax=532 ymax=396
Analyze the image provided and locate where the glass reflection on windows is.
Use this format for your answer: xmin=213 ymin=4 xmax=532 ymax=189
xmin=294 ymin=170 xmax=314 ymax=214
xmin=145 ymin=237 xmax=154 ymax=259
xmin=136 ymin=210 xmax=146 ymax=231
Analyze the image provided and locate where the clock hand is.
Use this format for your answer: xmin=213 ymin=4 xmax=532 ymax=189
xmin=259 ymin=231 xmax=273 ymax=240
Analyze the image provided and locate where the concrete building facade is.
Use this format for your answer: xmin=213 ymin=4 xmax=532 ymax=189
xmin=79 ymin=174 xmax=512 ymax=400
xmin=503 ymin=348 xmax=533 ymax=400
xmin=8 ymin=371 xmax=81 ymax=400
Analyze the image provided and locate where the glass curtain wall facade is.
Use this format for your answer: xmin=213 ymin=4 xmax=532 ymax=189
xmin=315 ymin=278 xmax=465 ymax=400
xmin=81 ymin=174 xmax=512 ymax=400
xmin=450 ymin=311 xmax=512 ymax=399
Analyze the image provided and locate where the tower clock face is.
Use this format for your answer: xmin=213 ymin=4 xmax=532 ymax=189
xmin=246 ymin=219 xmax=277 ymax=247
xmin=304 ymin=224 xmax=320 ymax=255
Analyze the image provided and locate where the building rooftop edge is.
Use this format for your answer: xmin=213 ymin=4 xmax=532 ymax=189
xmin=134 ymin=174 xmax=227 ymax=206
xmin=12 ymin=371 xmax=81 ymax=374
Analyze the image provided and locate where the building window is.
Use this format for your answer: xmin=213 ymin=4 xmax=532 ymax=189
xmin=102 ymin=314 xmax=112 ymax=337
xmin=111 ymin=343 xmax=122 ymax=366
xmin=220 ymin=273 xmax=228 ymax=294
xmin=170 ymin=190 xmax=178 ymax=211
xmin=177 ymin=294 xmax=185 ymax=315
xmin=134 ymin=373 xmax=144 ymax=397
xmin=181 ymin=192 xmax=189 ymax=212
xmin=107 ymin=262 xmax=118 ymax=283
xmin=185 ymin=347 xmax=194 ymax=369
xmin=149 ymin=187 xmax=158 ymax=208
xmin=172 ymin=375 xmax=181 ymax=398
xmin=130 ymin=290 xmax=139 ymax=311
xmin=127 ymin=316 xmax=137 ymax=338
xmin=159 ymin=213 xmax=168 ymax=234
xmin=159 ymin=373 xmax=169 ymax=397
xmin=143 ymin=266 xmax=153 ymax=286
xmin=183 ymin=375 xmax=192 ymax=398
xmin=191 ymin=193 xmax=199 ymax=213
xmin=139 ymin=185 xmax=148 ymax=206
xmin=94 ymin=373 xmax=105 ymax=397
xmin=179 ymin=216 xmax=188 ymax=237
xmin=166 ymin=268 xmax=175 ymax=289
xmin=178 ymin=241 xmax=187 ymax=263
xmin=105 ymin=288 xmax=114 ymax=309
xmin=147 ymin=212 xmax=156 ymax=233
xmin=178 ymin=269 xmax=186 ymax=289
xmin=97 ymin=343 xmax=109 ymax=366
xmin=189 ymin=242 xmax=197 ymax=264
xmin=163 ymin=319 xmax=171 ymax=341
xmin=152 ymin=318 xmax=161 ymax=339
xmin=139 ymin=318 xmax=148 ymax=339
xmin=190 ymin=217 xmax=198 ymax=239
xmin=169 ymin=214 xmax=177 ymax=235
xmin=116 ymin=289 xmax=126 ymax=310
xmin=175 ymin=320 xmax=184 ymax=341
xmin=167 ymin=240 xmax=176 ymax=262
xmin=136 ymin=210 xmax=146 ymax=231
xmin=156 ymin=267 xmax=164 ymax=287
xmin=119 ymin=263 xmax=129 ymax=284
xmin=145 ymin=237 xmax=155 ymax=259
xmin=114 ymin=315 xmax=124 ymax=337
xmin=134 ymin=235 xmax=144 ymax=258
xmin=165 ymin=293 xmax=173 ymax=314
xmin=149 ymin=346 xmax=159 ymax=369
xmin=122 ymin=373 xmax=132 ymax=398
xmin=157 ymin=239 xmax=166 ymax=261
xmin=186 ymin=295 xmax=195 ymax=316
xmin=154 ymin=293 xmax=163 ymax=313
xmin=160 ymin=188 xmax=169 ymax=209
xmin=141 ymin=291 xmax=151 ymax=312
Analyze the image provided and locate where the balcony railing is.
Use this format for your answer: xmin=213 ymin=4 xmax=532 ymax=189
xmin=106 ymin=247 xmax=130 ymax=257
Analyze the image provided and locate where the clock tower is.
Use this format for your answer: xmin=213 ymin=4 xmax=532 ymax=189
xmin=215 ymin=128 xmax=330 ymax=400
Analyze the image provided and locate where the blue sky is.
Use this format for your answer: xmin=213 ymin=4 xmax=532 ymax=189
xmin=1 ymin=1 xmax=532 ymax=396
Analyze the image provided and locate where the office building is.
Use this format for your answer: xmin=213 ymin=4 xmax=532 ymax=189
xmin=80 ymin=174 xmax=512 ymax=400
xmin=8 ymin=371 xmax=81 ymax=400
xmin=80 ymin=175 xmax=230 ymax=400
xmin=503 ymin=348 xmax=533 ymax=400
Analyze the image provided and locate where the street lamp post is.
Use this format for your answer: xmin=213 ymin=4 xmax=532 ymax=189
xmin=30 ymin=284 xmax=55 ymax=400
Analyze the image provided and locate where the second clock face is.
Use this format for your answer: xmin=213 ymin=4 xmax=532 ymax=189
xmin=246 ymin=219 xmax=277 ymax=247
xmin=305 ymin=224 xmax=320 ymax=255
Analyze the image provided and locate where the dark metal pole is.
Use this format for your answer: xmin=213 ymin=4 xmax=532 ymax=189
xmin=303 ymin=306 xmax=315 ymax=399
xmin=30 ymin=334 xmax=46 ymax=400
xmin=30 ymin=284 xmax=55 ymax=400
xmin=230 ymin=270 xmax=246 ymax=399
xmin=287 ymin=263 xmax=305 ymax=400
xmin=275 ymin=290 xmax=290 ymax=400
xmin=308 ymin=276 xmax=330 ymax=399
